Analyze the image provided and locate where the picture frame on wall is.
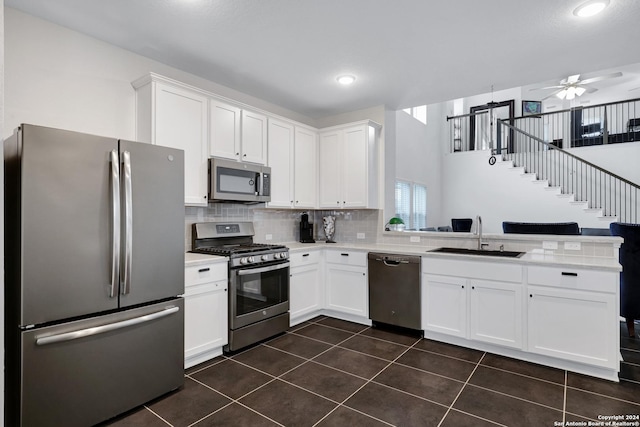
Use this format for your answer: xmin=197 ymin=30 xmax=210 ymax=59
xmin=522 ymin=100 xmax=542 ymax=116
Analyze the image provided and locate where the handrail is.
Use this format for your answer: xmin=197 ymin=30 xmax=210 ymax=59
xmin=497 ymin=120 xmax=640 ymax=189
xmin=510 ymin=96 xmax=640 ymax=121
xmin=446 ymin=110 xmax=489 ymax=120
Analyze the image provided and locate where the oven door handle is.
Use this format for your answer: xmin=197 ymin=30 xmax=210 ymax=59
xmin=237 ymin=262 xmax=290 ymax=276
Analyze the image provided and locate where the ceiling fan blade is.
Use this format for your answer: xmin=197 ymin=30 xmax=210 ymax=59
xmin=541 ymin=89 xmax=564 ymax=100
xmin=579 ymin=71 xmax=623 ymax=85
xmin=585 ymin=87 xmax=598 ymax=94
xmin=529 ymin=85 xmax=564 ymax=91
xmin=630 ymin=87 xmax=640 ymax=92
xmin=566 ymin=74 xmax=581 ymax=84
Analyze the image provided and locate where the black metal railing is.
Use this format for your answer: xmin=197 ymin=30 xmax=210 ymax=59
xmin=496 ymin=120 xmax=639 ymax=223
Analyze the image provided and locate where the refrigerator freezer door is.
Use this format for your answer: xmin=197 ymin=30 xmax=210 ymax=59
xmin=118 ymin=140 xmax=185 ymax=306
xmin=19 ymin=299 xmax=185 ymax=427
xmin=16 ymin=125 xmax=120 ymax=326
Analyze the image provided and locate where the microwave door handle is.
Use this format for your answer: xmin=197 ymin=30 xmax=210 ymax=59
xmin=121 ymin=150 xmax=133 ymax=295
xmin=110 ymin=150 xmax=120 ymax=298
xmin=256 ymin=172 xmax=263 ymax=196
xmin=237 ymin=262 xmax=290 ymax=276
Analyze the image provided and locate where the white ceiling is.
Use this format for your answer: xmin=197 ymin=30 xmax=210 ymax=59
xmin=6 ymin=0 xmax=640 ymax=119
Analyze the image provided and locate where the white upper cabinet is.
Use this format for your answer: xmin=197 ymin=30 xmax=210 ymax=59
xmin=267 ymin=118 xmax=295 ymax=208
xmin=209 ymin=100 xmax=241 ymax=161
xmin=293 ymin=126 xmax=318 ymax=209
xmin=241 ymin=110 xmax=268 ymax=164
xmin=132 ymin=74 xmax=208 ymax=206
xmin=318 ymin=121 xmax=379 ymax=209
xmin=209 ymin=102 xmax=267 ymax=165
xmin=267 ymin=121 xmax=318 ymax=209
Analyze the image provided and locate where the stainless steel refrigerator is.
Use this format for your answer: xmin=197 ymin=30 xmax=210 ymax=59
xmin=4 ymin=124 xmax=186 ymax=426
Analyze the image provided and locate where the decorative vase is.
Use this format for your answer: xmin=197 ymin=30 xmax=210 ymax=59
xmin=323 ymin=216 xmax=336 ymax=243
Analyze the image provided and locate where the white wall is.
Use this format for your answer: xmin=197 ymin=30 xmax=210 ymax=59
xmin=4 ymin=8 xmax=315 ymax=140
xmin=441 ymin=150 xmax=623 ymax=233
xmin=568 ymin=141 xmax=640 ymax=185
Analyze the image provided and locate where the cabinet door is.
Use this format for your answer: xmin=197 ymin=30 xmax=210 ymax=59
xmin=290 ymin=264 xmax=321 ymax=321
xmin=294 ymin=127 xmax=318 ymax=209
xmin=325 ymin=265 xmax=368 ymax=317
xmin=241 ymin=110 xmax=267 ymax=164
xmin=184 ymin=281 xmax=228 ymax=368
xmin=318 ymin=130 xmax=343 ymax=208
xmin=469 ymin=280 xmax=523 ymax=349
xmin=527 ymin=286 xmax=616 ymax=368
xmin=267 ymin=119 xmax=294 ymax=208
xmin=155 ymin=83 xmax=208 ymax=206
xmin=342 ymin=125 xmax=368 ymax=208
xmin=210 ymin=100 xmax=241 ymax=161
xmin=423 ymin=275 xmax=467 ymax=338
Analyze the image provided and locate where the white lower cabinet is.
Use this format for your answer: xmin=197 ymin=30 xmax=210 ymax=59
xmin=526 ymin=266 xmax=618 ymax=369
xmin=422 ymin=274 xmax=467 ymax=338
xmin=184 ymin=262 xmax=228 ymax=368
xmin=325 ymin=250 xmax=368 ymax=320
xmin=289 ymin=251 xmax=322 ymax=324
xmin=469 ymin=280 xmax=523 ymax=349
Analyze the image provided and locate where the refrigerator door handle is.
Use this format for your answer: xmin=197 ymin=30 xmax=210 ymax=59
xmin=110 ymin=150 xmax=120 ymax=298
xmin=122 ymin=150 xmax=133 ymax=295
xmin=35 ymin=306 xmax=180 ymax=346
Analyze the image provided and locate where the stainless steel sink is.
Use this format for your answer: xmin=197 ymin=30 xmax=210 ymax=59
xmin=428 ymin=247 xmax=525 ymax=258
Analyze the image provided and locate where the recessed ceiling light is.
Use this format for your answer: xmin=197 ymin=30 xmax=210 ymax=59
xmin=573 ymin=0 xmax=610 ymax=17
xmin=336 ymin=75 xmax=356 ymax=85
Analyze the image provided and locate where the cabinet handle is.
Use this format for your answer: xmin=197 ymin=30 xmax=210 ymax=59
xmin=302 ymin=253 xmax=310 ymax=257
xmin=203 ymin=195 xmax=207 ymax=199
xmin=462 ymin=285 xmax=465 ymax=289
xmin=243 ymin=154 xmax=247 ymax=157
xmin=341 ymin=253 xmax=349 ymax=256
xmin=362 ymin=273 xmax=365 ymax=276
xmin=561 ymin=272 xmax=578 ymax=277
xmin=198 ymin=268 xmax=210 ymax=273
xmin=530 ymin=294 xmax=533 ymax=298
xmin=472 ymin=286 xmax=475 ymax=290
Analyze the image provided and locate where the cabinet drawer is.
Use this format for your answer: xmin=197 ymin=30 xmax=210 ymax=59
xmin=290 ymin=250 xmax=321 ymax=267
xmin=184 ymin=280 xmax=227 ymax=297
xmin=423 ymin=257 xmax=523 ymax=283
xmin=185 ymin=262 xmax=228 ymax=287
xmin=326 ymin=250 xmax=367 ymax=267
xmin=527 ymin=266 xmax=617 ymax=293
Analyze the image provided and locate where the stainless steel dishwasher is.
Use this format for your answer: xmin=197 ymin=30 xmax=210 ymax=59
xmin=368 ymin=252 xmax=421 ymax=330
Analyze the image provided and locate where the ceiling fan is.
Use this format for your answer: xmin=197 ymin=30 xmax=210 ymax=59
xmin=530 ymin=71 xmax=623 ymax=100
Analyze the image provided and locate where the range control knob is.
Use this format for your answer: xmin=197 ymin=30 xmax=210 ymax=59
xmin=274 ymin=253 xmax=281 ymax=259
xmin=239 ymin=257 xmax=248 ymax=265
xmin=280 ymin=252 xmax=288 ymax=259
xmin=262 ymin=255 xmax=270 ymax=261
xmin=247 ymin=256 xmax=255 ymax=263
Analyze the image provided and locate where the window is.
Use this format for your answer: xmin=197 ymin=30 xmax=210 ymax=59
xmin=402 ymin=105 xmax=427 ymax=125
xmin=395 ymin=180 xmax=427 ymax=229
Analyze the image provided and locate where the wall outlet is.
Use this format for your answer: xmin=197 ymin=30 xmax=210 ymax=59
xmin=357 ymin=233 xmax=366 ymax=239
xmin=564 ymin=241 xmax=581 ymax=251
xmin=265 ymin=234 xmax=273 ymax=241
xmin=410 ymin=236 xmax=420 ymax=243
xmin=542 ymin=241 xmax=558 ymax=250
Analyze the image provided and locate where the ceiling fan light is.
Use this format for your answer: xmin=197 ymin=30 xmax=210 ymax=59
xmin=556 ymin=89 xmax=568 ymax=99
xmin=573 ymin=0 xmax=609 ymax=17
xmin=566 ymin=87 xmax=577 ymax=100
xmin=575 ymin=86 xmax=587 ymax=96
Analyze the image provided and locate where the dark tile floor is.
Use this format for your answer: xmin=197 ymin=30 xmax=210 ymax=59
xmin=104 ymin=317 xmax=640 ymax=427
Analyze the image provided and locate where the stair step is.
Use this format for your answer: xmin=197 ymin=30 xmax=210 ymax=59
xmin=544 ymin=186 xmax=562 ymax=194
xmin=556 ymin=193 xmax=575 ymax=201
xmin=520 ymin=173 xmax=537 ymax=181
xmin=531 ymin=179 xmax=549 ymax=186
xmin=570 ymin=201 xmax=589 ymax=209
xmin=509 ymin=167 xmax=526 ymax=174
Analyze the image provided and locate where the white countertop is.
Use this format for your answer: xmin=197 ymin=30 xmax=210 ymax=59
xmin=185 ymin=252 xmax=228 ymax=267
xmin=283 ymin=241 xmax=622 ymax=272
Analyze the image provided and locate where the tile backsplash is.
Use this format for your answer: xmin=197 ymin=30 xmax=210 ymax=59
xmin=184 ymin=204 xmax=380 ymax=250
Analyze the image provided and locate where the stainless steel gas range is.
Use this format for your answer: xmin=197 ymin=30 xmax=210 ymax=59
xmin=191 ymin=222 xmax=289 ymax=352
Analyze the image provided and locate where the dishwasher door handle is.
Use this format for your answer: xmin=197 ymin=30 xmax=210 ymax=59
xmin=379 ymin=259 xmax=410 ymax=266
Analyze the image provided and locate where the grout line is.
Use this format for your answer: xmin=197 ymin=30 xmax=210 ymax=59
xmin=312 ymin=332 xmax=421 ymax=427
xmin=436 ymin=352 xmax=486 ymax=427
xmin=565 ymin=384 xmax=640 ymax=407
xmin=477 ymin=361 xmax=566 ymax=387
xmin=563 ymin=370 xmax=567 ymax=425
xmin=410 ymin=342 xmax=487 ymax=366
xmin=142 ymin=405 xmax=173 ymax=426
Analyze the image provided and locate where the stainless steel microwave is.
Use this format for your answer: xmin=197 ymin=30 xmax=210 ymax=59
xmin=208 ymin=157 xmax=271 ymax=203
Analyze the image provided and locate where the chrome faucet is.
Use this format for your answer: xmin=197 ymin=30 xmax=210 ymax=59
xmin=476 ymin=215 xmax=488 ymax=250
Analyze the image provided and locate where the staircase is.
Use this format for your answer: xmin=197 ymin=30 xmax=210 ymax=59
xmin=496 ymin=120 xmax=639 ymax=225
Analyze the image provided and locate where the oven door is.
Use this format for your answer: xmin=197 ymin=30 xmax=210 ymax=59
xmin=230 ymin=261 xmax=290 ymax=329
